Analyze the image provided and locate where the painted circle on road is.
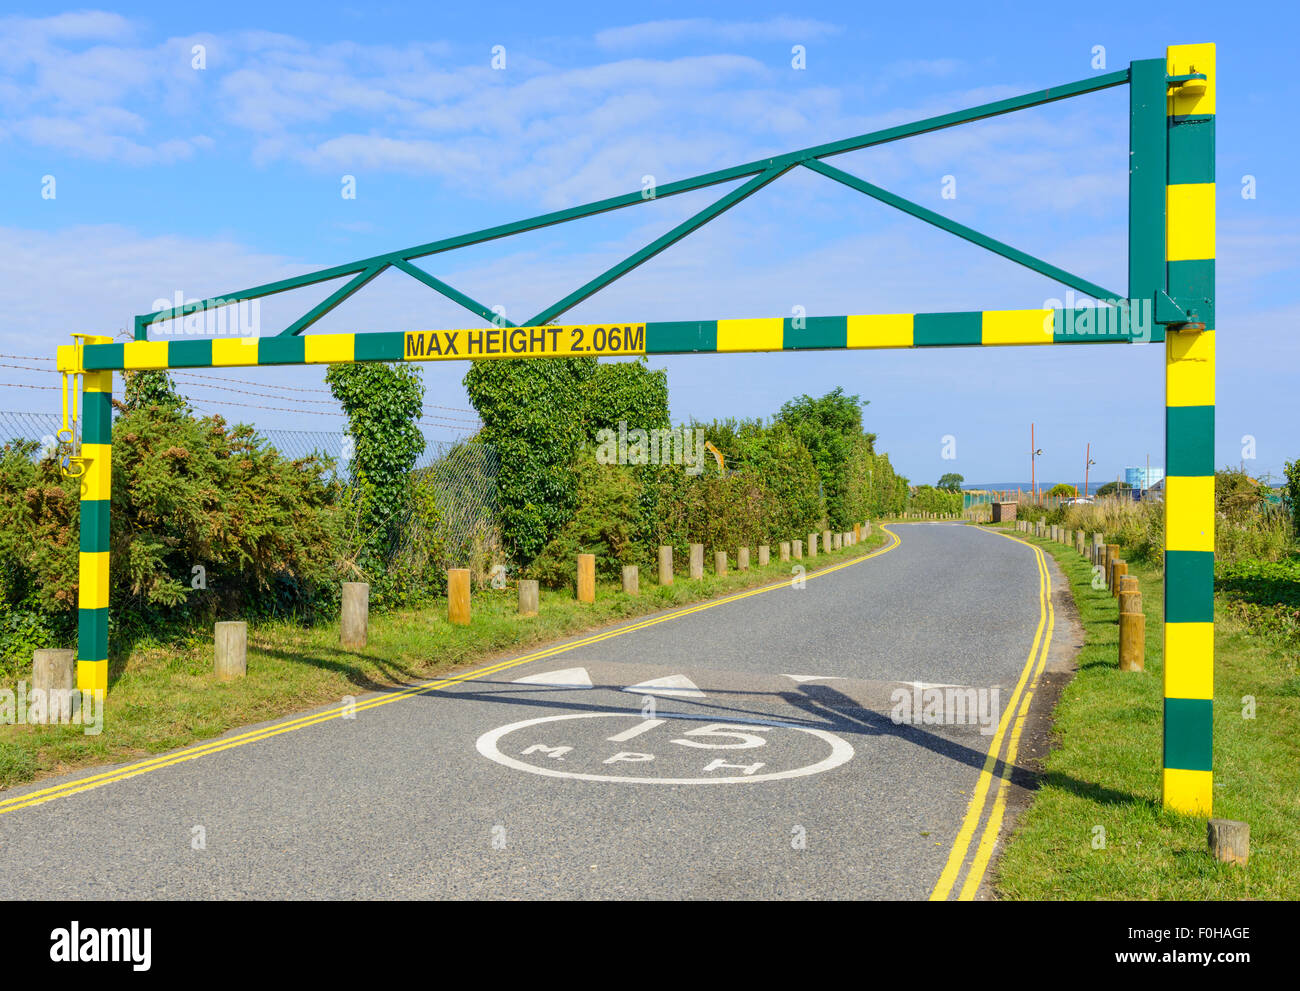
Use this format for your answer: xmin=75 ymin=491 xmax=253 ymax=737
xmin=476 ymin=711 xmax=854 ymax=784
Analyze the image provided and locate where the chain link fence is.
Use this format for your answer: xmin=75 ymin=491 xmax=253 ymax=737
xmin=0 ymin=411 xmax=500 ymax=570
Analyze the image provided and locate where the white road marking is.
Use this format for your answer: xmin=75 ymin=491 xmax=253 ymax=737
xmin=606 ymin=718 xmax=668 ymax=742
xmin=782 ymin=674 xmax=844 ymax=683
xmin=476 ymin=711 xmax=854 ymax=785
xmin=622 ymin=674 xmax=705 ymax=698
xmin=512 ymin=667 xmax=593 ymax=689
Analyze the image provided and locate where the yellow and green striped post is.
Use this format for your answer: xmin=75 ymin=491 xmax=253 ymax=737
xmin=76 ymin=342 xmax=114 ymax=695
xmin=1162 ymin=43 xmax=1215 ymax=814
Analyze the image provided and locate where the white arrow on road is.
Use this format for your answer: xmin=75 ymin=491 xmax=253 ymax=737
xmin=512 ymin=667 xmax=593 ymax=689
xmin=622 ymin=674 xmax=705 ymax=698
xmin=782 ymin=674 xmax=844 ymax=683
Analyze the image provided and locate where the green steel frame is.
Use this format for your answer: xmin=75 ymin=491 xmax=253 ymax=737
xmin=58 ymin=46 xmax=1216 ymax=816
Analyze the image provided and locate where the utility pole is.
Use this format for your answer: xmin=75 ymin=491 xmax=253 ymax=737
xmin=1030 ymin=423 xmax=1043 ymax=504
xmin=1085 ymin=443 xmax=1096 ymax=499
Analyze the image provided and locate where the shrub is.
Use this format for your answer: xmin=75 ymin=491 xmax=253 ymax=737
xmin=910 ymin=484 xmax=961 ymax=515
xmin=531 ymin=458 xmax=646 ymax=588
xmin=465 ymin=356 xmax=668 ymax=566
xmin=0 ymin=403 xmax=343 ymax=657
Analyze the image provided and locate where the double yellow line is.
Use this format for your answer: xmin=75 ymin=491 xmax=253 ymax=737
xmin=929 ymin=527 xmax=1055 ymax=900
xmin=0 ymin=527 xmax=901 ymax=817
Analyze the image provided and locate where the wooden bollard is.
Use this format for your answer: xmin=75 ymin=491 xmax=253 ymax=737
xmin=808 ymin=533 xmax=818 ymax=557
xmin=714 ymin=550 xmax=727 ymax=576
xmin=215 ymin=621 xmax=247 ymax=679
xmin=738 ymin=547 xmax=750 ymax=571
xmin=780 ymin=541 xmax=791 ymax=561
xmin=793 ymin=539 xmax=803 ymax=559
xmin=658 ymin=545 xmax=673 ymax=585
xmin=854 ymin=523 xmax=862 ymax=541
xmin=518 ymin=579 xmax=539 ymax=616
xmin=758 ymin=544 xmax=770 ymax=566
xmin=32 ymin=648 xmax=75 ymax=722
xmin=1111 ymin=560 xmax=1128 ymax=597
xmin=1207 ymin=820 xmax=1250 ymax=866
xmin=342 ymin=581 xmax=370 ymax=647
xmin=1119 ymin=608 xmax=1144 ymax=671
xmin=823 ymin=529 xmax=832 ymax=549
xmin=1118 ymin=575 xmax=1140 ymax=614
xmin=622 ymin=565 xmax=639 ymax=595
xmin=689 ymin=543 xmax=704 ymax=579
xmin=448 ymin=569 xmax=471 ymax=625
xmin=577 ymin=554 xmax=595 ymax=603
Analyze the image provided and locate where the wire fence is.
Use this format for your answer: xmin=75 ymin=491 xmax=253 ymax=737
xmin=0 ymin=411 xmax=500 ymax=570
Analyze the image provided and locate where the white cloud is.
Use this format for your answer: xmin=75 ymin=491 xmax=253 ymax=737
xmin=594 ymin=17 xmax=841 ymax=49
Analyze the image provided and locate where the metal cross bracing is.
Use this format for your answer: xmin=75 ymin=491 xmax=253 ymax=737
xmin=54 ymin=43 xmax=1216 ymax=815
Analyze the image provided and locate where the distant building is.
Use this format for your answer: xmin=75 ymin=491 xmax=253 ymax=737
xmin=1125 ymin=466 xmax=1164 ymax=491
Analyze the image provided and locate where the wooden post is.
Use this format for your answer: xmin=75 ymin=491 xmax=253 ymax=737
xmin=622 ymin=564 xmax=639 ymax=595
xmin=738 ymin=547 xmax=750 ymax=571
xmin=1118 ymin=575 xmax=1140 ymax=614
xmin=658 ymin=545 xmax=673 ymax=585
xmin=808 ymin=533 xmax=818 ymax=557
xmin=214 ymin=621 xmax=247 ymax=680
xmin=1112 ymin=560 xmax=1128 ymax=597
xmin=823 ymin=528 xmax=832 ymax=551
xmin=714 ymin=550 xmax=727 ymax=576
xmin=448 ymin=569 xmax=471 ymax=625
xmin=689 ymin=543 xmax=704 ymax=579
xmin=32 ymin=648 xmax=75 ymax=722
xmin=1207 ymin=820 xmax=1249 ymax=866
xmin=758 ymin=544 xmax=770 ymax=566
xmin=342 ymin=581 xmax=369 ymax=647
xmin=1119 ymin=607 xmax=1145 ymax=671
xmin=518 ymin=579 xmax=539 ymax=616
xmin=793 ymin=539 xmax=803 ymax=559
xmin=577 ymin=554 xmax=595 ymax=603
xmin=1106 ymin=544 xmax=1120 ymax=584
xmin=779 ymin=541 xmax=790 ymax=562
xmin=854 ymin=523 xmax=862 ymax=541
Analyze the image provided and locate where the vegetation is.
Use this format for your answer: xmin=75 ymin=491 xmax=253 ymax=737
xmin=0 ymin=371 xmax=342 ymax=673
xmin=464 ymin=356 xmax=668 ymax=565
xmin=908 ymin=484 xmax=962 ymax=515
xmin=937 ymin=472 xmax=964 ymax=492
xmin=994 ymin=526 xmax=1300 ymax=899
xmin=1047 ymin=482 xmax=1075 ymax=497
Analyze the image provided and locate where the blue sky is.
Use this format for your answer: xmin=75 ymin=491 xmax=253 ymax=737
xmin=1 ymin=1 xmax=1296 ymax=486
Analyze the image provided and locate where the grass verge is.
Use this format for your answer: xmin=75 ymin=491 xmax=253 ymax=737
xmin=0 ymin=533 xmax=884 ymax=791
xmin=993 ymin=525 xmax=1300 ymax=899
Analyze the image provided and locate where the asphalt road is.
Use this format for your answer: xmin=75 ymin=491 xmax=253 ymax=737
xmin=0 ymin=523 xmax=1071 ymax=900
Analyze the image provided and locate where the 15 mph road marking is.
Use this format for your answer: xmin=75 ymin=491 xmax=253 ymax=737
xmin=476 ymin=711 xmax=854 ymax=784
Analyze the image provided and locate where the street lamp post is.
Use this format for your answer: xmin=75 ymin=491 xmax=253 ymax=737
xmin=1084 ymin=443 xmax=1096 ymax=499
xmin=1031 ymin=423 xmax=1043 ymax=504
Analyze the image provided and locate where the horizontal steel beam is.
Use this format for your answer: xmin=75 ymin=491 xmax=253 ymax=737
xmin=71 ymin=301 xmax=1156 ymax=373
